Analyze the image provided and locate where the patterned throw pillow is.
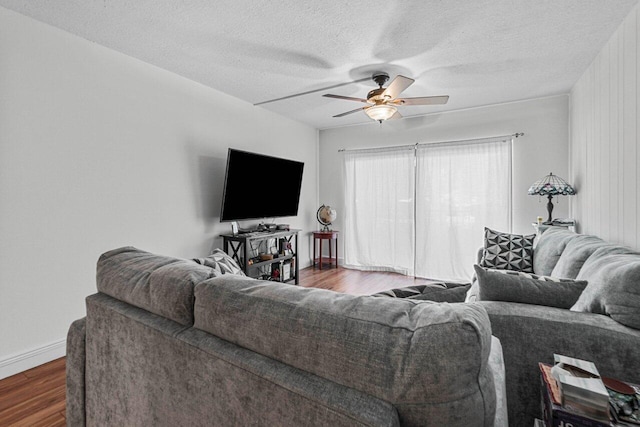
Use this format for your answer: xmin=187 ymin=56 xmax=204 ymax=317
xmin=193 ymin=248 xmax=246 ymax=276
xmin=373 ymin=282 xmax=471 ymax=303
xmin=480 ymin=227 xmax=535 ymax=272
xmin=473 ymin=265 xmax=588 ymax=309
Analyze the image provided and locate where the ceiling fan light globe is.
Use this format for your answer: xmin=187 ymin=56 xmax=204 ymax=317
xmin=365 ymin=104 xmax=397 ymax=121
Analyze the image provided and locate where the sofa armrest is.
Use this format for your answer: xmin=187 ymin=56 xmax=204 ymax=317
xmin=66 ymin=317 xmax=86 ymax=427
xmin=481 ymin=302 xmax=640 ymax=426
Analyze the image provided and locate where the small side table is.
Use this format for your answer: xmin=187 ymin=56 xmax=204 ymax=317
xmin=313 ymin=231 xmax=339 ymax=270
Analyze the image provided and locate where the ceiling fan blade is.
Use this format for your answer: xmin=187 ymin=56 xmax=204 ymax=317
xmin=393 ymin=95 xmax=449 ymax=106
xmin=382 ymin=75 xmax=414 ymax=99
xmin=254 ymin=77 xmax=370 ymax=106
xmin=323 ymin=94 xmax=369 ymax=103
xmin=333 ymin=106 xmax=368 ymax=118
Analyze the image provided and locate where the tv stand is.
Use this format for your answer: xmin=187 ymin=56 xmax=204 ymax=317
xmin=221 ymin=229 xmax=300 ymax=284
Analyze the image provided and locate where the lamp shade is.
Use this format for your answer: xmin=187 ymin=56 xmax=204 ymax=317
xmin=365 ymin=104 xmax=397 ymax=122
xmin=528 ymin=172 xmax=575 ymax=224
xmin=527 ymin=172 xmax=576 ymax=196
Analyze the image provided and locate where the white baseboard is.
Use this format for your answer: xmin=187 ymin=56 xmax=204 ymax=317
xmin=0 ymin=339 xmax=66 ymax=380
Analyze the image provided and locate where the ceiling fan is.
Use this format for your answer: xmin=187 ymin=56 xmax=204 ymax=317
xmin=323 ymin=72 xmax=449 ymax=122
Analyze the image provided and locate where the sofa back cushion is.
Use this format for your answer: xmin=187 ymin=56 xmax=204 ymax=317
xmin=97 ymin=247 xmax=215 ymax=325
xmin=572 ymin=246 xmax=640 ymax=329
xmin=533 ymin=227 xmax=579 ymax=276
xmin=550 ymin=234 xmax=607 ymax=279
xmin=193 ymin=276 xmax=496 ymax=426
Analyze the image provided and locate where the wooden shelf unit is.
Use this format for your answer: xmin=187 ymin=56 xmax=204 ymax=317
xmin=221 ymin=229 xmax=300 ymax=284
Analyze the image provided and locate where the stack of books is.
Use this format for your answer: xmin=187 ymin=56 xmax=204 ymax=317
xmin=551 ymin=218 xmax=576 ymax=227
xmin=540 ymin=355 xmax=612 ymax=427
xmin=540 ymin=355 xmax=640 ymax=426
xmin=553 ymin=355 xmax=610 ymax=422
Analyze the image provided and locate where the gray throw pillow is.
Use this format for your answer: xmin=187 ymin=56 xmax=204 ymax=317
xmin=474 ymin=265 xmax=588 ymax=309
xmin=572 ymin=249 xmax=640 ymax=329
xmin=480 ymin=227 xmax=535 ymax=272
xmin=193 ymin=248 xmax=246 ymax=276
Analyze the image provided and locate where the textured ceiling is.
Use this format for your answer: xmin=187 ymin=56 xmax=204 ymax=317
xmin=1 ymin=0 xmax=637 ymax=129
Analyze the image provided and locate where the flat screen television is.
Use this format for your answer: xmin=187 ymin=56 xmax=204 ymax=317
xmin=220 ymin=148 xmax=304 ymax=222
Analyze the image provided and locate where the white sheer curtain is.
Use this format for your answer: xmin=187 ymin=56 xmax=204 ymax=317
xmin=415 ymin=139 xmax=511 ymax=281
xmin=343 ymin=137 xmax=512 ymax=282
xmin=343 ymin=147 xmax=415 ymax=275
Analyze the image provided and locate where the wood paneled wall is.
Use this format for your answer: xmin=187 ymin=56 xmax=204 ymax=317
xmin=570 ymin=4 xmax=639 ymax=249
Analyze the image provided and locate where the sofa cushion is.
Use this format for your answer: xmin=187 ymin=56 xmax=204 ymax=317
xmin=474 ymin=265 xmax=588 ymax=309
xmin=572 ymin=246 xmax=640 ymax=329
xmin=194 ymin=275 xmax=497 ymax=426
xmin=550 ymin=234 xmax=607 ymax=279
xmin=97 ymin=246 xmax=215 ymax=325
xmin=193 ymin=248 xmax=246 ymax=276
xmin=532 ymin=227 xmax=578 ymax=276
xmin=480 ymin=227 xmax=535 ymax=272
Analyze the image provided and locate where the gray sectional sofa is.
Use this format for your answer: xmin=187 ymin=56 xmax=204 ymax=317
xmin=467 ymin=227 xmax=640 ymax=426
xmin=66 ymin=246 xmax=504 ymax=426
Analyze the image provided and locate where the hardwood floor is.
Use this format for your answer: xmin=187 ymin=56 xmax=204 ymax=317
xmin=0 ymin=357 xmax=66 ymax=426
xmin=298 ymin=264 xmax=437 ymax=294
xmin=0 ymin=265 xmax=425 ymax=426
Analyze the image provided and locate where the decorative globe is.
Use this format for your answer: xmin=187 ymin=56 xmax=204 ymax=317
xmin=316 ymin=205 xmax=337 ymax=231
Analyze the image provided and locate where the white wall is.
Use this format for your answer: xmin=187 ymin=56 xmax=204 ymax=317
xmin=570 ymin=4 xmax=640 ymax=249
xmin=319 ymin=95 xmax=570 ymax=259
xmin=0 ymin=7 xmax=318 ymax=378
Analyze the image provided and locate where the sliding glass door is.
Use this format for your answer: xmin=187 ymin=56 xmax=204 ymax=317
xmin=343 ymin=137 xmax=512 ymax=282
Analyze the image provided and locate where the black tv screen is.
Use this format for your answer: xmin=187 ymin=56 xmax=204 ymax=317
xmin=220 ymin=149 xmax=304 ymax=221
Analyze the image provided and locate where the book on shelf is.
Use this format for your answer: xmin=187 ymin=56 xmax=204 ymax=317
xmin=551 ymin=218 xmax=576 ymax=226
xmin=558 ymin=374 xmax=610 ymax=421
xmin=282 ymin=261 xmax=291 ymax=281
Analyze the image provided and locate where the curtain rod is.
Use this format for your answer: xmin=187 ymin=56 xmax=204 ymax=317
xmin=337 ymin=132 xmax=524 ymax=153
